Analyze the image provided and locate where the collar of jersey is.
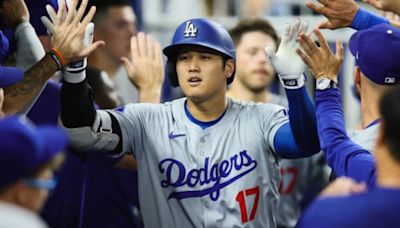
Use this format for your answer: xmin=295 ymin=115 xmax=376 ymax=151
xmin=365 ymin=118 xmax=381 ymax=129
xmin=184 ymin=100 xmax=228 ymax=130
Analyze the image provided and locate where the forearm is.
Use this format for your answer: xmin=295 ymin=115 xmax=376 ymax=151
xmin=286 ymin=86 xmax=320 ymax=155
xmin=3 ymin=53 xmax=57 ymax=115
xmin=315 ymin=88 xmax=376 ymax=186
xmin=15 ymin=22 xmax=45 ymax=70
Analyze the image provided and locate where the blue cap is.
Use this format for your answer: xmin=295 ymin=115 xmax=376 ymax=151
xmin=0 ymin=66 xmax=24 ymax=87
xmin=350 ymin=24 xmax=400 ymax=85
xmin=0 ymin=116 xmax=68 ymax=189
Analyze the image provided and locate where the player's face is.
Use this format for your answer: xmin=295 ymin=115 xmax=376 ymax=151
xmin=235 ymin=31 xmax=277 ymax=93
xmin=96 ymin=6 xmax=137 ymax=62
xmin=176 ymin=48 xmax=233 ymax=102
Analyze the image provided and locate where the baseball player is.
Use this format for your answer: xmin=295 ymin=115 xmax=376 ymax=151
xmin=295 ymin=25 xmax=400 ymax=228
xmin=227 ymin=18 xmax=327 ymax=228
xmin=60 ymin=17 xmax=320 ymax=227
xmin=296 ymin=23 xmax=400 ymax=185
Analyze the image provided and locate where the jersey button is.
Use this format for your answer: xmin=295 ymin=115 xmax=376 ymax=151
xmin=200 ymin=137 xmax=205 ymax=143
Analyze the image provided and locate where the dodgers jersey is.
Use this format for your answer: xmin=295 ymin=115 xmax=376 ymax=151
xmin=110 ymin=97 xmax=288 ymax=227
xmin=270 ymin=94 xmax=325 ymax=228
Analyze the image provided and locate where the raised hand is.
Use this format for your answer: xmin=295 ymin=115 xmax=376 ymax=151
xmin=265 ymin=18 xmax=309 ymax=89
xmin=296 ymin=29 xmax=343 ymax=81
xmin=121 ymin=32 xmax=164 ymax=103
xmin=306 ymin=0 xmax=359 ymax=30
xmin=49 ymin=0 xmax=104 ymax=65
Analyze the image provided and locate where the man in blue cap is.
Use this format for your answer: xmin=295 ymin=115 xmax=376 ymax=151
xmin=0 ymin=116 xmax=68 ymax=228
xmin=294 ymin=23 xmax=400 ymax=227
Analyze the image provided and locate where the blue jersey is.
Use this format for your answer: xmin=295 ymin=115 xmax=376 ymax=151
xmin=314 ymin=88 xmax=376 ymax=186
xmin=297 ymin=187 xmax=400 ymax=228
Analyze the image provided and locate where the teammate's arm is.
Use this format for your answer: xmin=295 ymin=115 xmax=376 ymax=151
xmin=266 ymin=19 xmax=320 ymax=158
xmin=306 ymin=0 xmax=400 ymax=30
xmin=2 ymin=0 xmax=104 ymax=115
xmin=297 ymin=29 xmax=376 ymax=186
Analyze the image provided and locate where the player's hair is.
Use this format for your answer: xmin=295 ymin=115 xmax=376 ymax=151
xmin=88 ymin=0 xmax=132 ymax=23
xmin=229 ymin=18 xmax=279 ymax=47
xmin=380 ymin=86 xmax=400 ymax=162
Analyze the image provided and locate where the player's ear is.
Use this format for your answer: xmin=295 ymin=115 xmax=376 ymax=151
xmin=354 ymin=66 xmax=361 ymax=90
xmin=224 ymin=59 xmax=235 ymax=80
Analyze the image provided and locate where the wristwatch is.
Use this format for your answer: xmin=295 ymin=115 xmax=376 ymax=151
xmin=316 ymin=77 xmax=338 ymax=90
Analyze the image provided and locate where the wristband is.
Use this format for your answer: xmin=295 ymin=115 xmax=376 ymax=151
xmin=49 ymin=48 xmax=66 ymax=66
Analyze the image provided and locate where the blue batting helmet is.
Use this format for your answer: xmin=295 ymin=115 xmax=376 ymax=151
xmin=163 ymin=18 xmax=236 ymax=87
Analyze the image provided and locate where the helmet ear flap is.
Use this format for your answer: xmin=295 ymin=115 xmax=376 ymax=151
xmin=167 ymin=60 xmax=179 ymax=87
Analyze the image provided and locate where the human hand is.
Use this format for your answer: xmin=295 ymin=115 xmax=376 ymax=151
xmin=0 ymin=0 xmax=30 ymax=29
xmin=306 ymin=0 xmax=359 ymax=30
xmin=265 ymin=18 xmax=309 ymax=89
xmin=46 ymin=0 xmax=104 ymax=65
xmin=121 ymin=32 xmax=164 ymax=96
xmin=320 ymin=177 xmax=366 ymax=197
xmin=296 ymin=29 xmax=343 ymax=81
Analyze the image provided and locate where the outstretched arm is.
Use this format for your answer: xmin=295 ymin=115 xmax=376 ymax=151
xmin=306 ymin=0 xmax=396 ymax=30
xmin=297 ymin=29 xmax=376 ymax=186
xmin=2 ymin=0 xmax=104 ymax=115
xmin=266 ymin=19 xmax=320 ymax=158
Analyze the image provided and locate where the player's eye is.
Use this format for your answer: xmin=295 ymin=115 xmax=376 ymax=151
xmin=177 ymin=54 xmax=189 ymax=62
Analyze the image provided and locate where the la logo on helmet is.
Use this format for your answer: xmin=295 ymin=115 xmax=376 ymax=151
xmin=184 ymin=21 xmax=198 ymax=37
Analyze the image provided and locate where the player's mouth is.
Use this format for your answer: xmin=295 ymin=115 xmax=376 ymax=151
xmin=252 ymin=69 xmax=269 ymax=76
xmin=187 ymin=77 xmax=202 ymax=86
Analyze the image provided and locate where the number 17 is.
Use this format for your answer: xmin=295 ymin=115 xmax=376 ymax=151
xmin=235 ymin=186 xmax=260 ymax=223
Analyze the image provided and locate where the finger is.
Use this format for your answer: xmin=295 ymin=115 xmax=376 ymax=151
xmin=306 ymin=1 xmax=325 ymax=14
xmin=280 ymin=23 xmax=291 ymax=44
xmin=56 ymin=1 xmax=66 ymax=26
xmin=290 ymin=18 xmax=302 ymax=41
xmin=299 ymin=20 xmax=309 ymax=35
xmin=81 ymin=40 xmax=105 ymax=57
xmin=46 ymin=4 xmax=57 ymax=24
xmin=121 ymin=56 xmax=134 ymax=75
xmin=298 ymin=33 xmax=317 ymax=54
xmin=137 ymin=32 xmax=147 ymax=57
xmin=65 ymin=0 xmax=78 ymax=25
xmin=335 ymin=40 xmax=343 ymax=61
xmin=73 ymin=0 xmax=88 ymax=25
xmin=41 ymin=16 xmax=56 ymax=35
xmin=317 ymin=20 xmax=334 ymax=30
xmin=80 ymin=6 xmax=96 ymax=31
xmin=146 ymin=34 xmax=155 ymax=59
xmin=313 ymin=29 xmax=329 ymax=51
xmin=84 ymin=22 xmax=95 ymax=47
xmin=131 ymin=36 xmax=139 ymax=60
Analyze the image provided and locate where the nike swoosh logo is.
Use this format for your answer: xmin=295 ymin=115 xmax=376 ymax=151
xmin=169 ymin=132 xmax=186 ymax=139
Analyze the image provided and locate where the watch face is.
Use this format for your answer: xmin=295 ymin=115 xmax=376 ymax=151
xmin=317 ymin=77 xmax=331 ymax=90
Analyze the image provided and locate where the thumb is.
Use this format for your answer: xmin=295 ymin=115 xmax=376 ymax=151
xmin=317 ymin=20 xmax=335 ymax=30
xmin=121 ymin=57 xmax=135 ymax=76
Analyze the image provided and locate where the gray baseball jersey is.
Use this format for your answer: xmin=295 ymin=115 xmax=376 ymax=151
xmin=270 ymin=94 xmax=326 ymax=228
xmin=109 ymin=97 xmax=288 ymax=227
xmin=349 ymin=123 xmax=379 ymax=153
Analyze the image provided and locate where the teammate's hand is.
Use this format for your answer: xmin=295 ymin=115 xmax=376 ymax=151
xmin=0 ymin=0 xmax=30 ymax=29
xmin=319 ymin=177 xmax=366 ymax=197
xmin=46 ymin=0 xmax=104 ymax=65
xmin=306 ymin=0 xmax=359 ymax=30
xmin=296 ymin=29 xmax=343 ymax=81
xmin=265 ymin=18 xmax=308 ymax=89
xmin=121 ymin=32 xmax=164 ymax=102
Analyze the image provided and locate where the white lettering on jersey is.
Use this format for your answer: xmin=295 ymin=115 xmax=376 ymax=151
xmin=183 ymin=21 xmax=198 ymax=37
xmin=159 ymin=150 xmax=257 ymax=201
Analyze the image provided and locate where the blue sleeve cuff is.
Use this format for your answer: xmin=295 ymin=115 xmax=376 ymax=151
xmin=351 ymin=8 xmax=390 ymax=30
